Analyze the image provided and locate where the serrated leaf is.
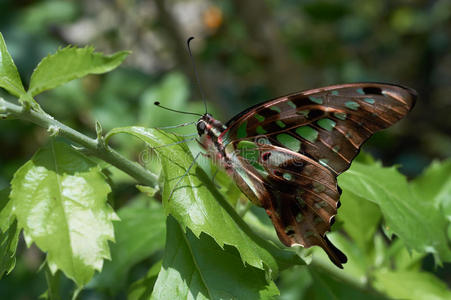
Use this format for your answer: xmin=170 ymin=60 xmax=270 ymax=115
xmin=93 ymin=201 xmax=165 ymax=293
xmin=338 ymin=161 xmax=451 ymax=264
xmin=338 ymin=190 xmax=381 ymax=248
xmin=128 ymin=260 xmax=162 ymax=300
xmin=151 ymin=216 xmax=279 ymax=300
xmin=373 ymin=270 xmax=451 ymax=300
xmin=0 ymin=188 xmax=20 ymax=279
xmin=29 ymin=46 xmax=130 ymax=96
xmin=411 ymin=159 xmax=451 ymax=219
xmin=0 ymin=32 xmax=27 ymax=98
xmin=10 ymin=141 xmax=118 ymax=286
xmin=106 ymin=127 xmax=304 ymax=278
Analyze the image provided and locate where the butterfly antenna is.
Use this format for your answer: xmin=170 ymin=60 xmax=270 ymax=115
xmin=168 ymin=152 xmax=201 ymax=201
xmin=154 ymin=101 xmax=202 ymax=117
xmin=187 ymin=37 xmax=208 ymax=114
xmin=155 ymin=121 xmax=197 ymax=130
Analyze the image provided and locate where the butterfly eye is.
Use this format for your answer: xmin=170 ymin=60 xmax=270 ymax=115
xmin=197 ymin=122 xmax=206 ymax=135
xmin=262 ymin=152 xmax=271 ymax=161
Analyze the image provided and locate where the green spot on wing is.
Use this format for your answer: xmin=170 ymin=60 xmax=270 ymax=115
xmin=237 ymin=141 xmax=264 ymax=172
xmin=276 ymin=120 xmax=286 ymax=128
xmin=256 ymin=125 xmax=267 ymax=135
xmin=345 ymin=101 xmax=360 ymax=110
xmin=319 ymin=158 xmax=330 ymax=167
xmin=364 ymin=98 xmax=375 ymax=104
xmin=297 ymin=110 xmax=309 ymax=117
xmin=317 ymin=118 xmax=336 ymax=131
xmin=287 ymin=101 xmax=297 ymax=109
xmin=276 ymin=133 xmax=301 ymax=152
xmin=357 ymin=88 xmax=364 ymax=95
xmin=270 ymin=106 xmax=281 ymax=113
xmin=331 ymin=90 xmax=339 ymax=96
xmin=283 ymin=173 xmax=293 ymax=181
xmin=309 ymin=96 xmax=323 ymax=104
xmin=237 ymin=121 xmax=248 ymax=139
xmin=254 ymin=113 xmax=265 ymax=122
xmin=295 ymin=126 xmax=318 ymax=142
xmin=333 ymin=112 xmax=347 ymax=120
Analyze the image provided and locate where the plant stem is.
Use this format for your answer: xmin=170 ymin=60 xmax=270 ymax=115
xmin=1 ymin=98 xmax=157 ymax=186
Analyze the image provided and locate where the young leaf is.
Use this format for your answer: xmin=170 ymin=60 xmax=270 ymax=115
xmin=411 ymin=159 xmax=451 ymax=219
xmin=93 ymin=201 xmax=166 ymax=293
xmin=10 ymin=141 xmax=118 ymax=286
xmin=28 ymin=46 xmax=130 ymax=96
xmin=105 ymin=127 xmax=304 ymax=278
xmin=373 ymin=270 xmax=451 ymax=300
xmin=151 ymin=216 xmax=279 ymax=300
xmin=338 ymin=161 xmax=451 ymax=264
xmin=0 ymin=188 xmax=20 ymax=279
xmin=338 ymin=190 xmax=382 ymax=249
xmin=0 ymin=33 xmax=27 ymax=98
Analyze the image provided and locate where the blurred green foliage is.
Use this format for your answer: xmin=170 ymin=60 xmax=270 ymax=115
xmin=0 ymin=0 xmax=450 ymax=299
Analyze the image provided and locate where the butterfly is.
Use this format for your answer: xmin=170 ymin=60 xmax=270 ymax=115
xmin=193 ymin=83 xmax=416 ymax=268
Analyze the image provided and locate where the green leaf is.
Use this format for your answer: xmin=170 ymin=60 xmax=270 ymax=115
xmin=373 ymin=270 xmax=451 ymax=300
xmin=0 ymin=32 xmax=27 ymax=98
xmin=151 ymin=216 xmax=279 ymax=300
xmin=29 ymin=46 xmax=130 ymax=96
xmin=338 ymin=190 xmax=382 ymax=248
xmin=40 ymin=266 xmax=61 ymax=300
xmin=338 ymin=161 xmax=451 ymax=264
xmin=411 ymin=159 xmax=451 ymax=219
xmin=0 ymin=188 xmax=20 ymax=279
xmin=105 ymin=127 xmax=304 ymax=278
xmin=93 ymin=200 xmax=166 ymax=292
xmin=136 ymin=185 xmax=158 ymax=198
xmin=10 ymin=141 xmax=118 ymax=286
xmin=128 ymin=260 xmax=162 ymax=300
xmin=306 ymin=268 xmax=387 ymax=300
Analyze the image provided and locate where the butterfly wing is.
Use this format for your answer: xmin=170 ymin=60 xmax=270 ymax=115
xmin=221 ymin=83 xmax=416 ymax=267
xmin=221 ymin=83 xmax=417 ymax=175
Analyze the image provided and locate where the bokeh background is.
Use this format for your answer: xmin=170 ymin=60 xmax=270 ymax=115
xmin=0 ymin=0 xmax=450 ymax=299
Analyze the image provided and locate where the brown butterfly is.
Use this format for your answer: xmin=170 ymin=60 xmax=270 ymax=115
xmin=194 ymin=83 xmax=416 ymax=268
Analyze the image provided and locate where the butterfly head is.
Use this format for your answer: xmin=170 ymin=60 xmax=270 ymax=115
xmin=196 ymin=114 xmax=212 ymax=136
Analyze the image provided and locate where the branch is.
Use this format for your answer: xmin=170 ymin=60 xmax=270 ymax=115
xmin=0 ymin=98 xmax=158 ymax=187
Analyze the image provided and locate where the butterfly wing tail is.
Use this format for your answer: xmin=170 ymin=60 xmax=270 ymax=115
xmin=321 ymin=235 xmax=347 ymax=269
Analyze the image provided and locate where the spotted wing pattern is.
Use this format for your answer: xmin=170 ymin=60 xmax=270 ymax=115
xmin=221 ymin=83 xmax=416 ymax=268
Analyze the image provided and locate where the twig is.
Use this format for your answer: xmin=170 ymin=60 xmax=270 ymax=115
xmin=0 ymin=98 xmax=157 ymax=187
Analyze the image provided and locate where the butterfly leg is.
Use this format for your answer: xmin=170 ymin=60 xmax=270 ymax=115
xmin=167 ymin=152 xmax=201 ymax=202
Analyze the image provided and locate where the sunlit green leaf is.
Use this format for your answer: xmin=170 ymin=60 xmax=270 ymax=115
xmin=93 ymin=200 xmax=165 ymax=293
xmin=0 ymin=188 xmax=19 ymax=279
xmin=105 ymin=127 xmax=304 ymax=278
xmin=29 ymin=46 xmax=130 ymax=96
xmin=338 ymin=161 xmax=451 ymax=264
xmin=374 ymin=270 xmax=451 ymax=300
xmin=0 ymin=32 xmax=27 ymax=98
xmin=151 ymin=216 xmax=279 ymax=300
xmin=338 ymin=190 xmax=381 ymax=248
xmin=10 ymin=141 xmax=118 ymax=286
xmin=411 ymin=159 xmax=451 ymax=219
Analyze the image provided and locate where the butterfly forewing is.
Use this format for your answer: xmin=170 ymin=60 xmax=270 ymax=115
xmin=222 ymin=83 xmax=416 ymax=174
xmin=220 ymin=83 xmax=416 ymax=268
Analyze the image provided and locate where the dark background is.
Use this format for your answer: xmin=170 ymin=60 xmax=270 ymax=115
xmin=0 ymin=0 xmax=450 ymax=299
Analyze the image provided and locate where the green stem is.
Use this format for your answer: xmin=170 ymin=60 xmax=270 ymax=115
xmin=1 ymin=98 xmax=157 ymax=186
